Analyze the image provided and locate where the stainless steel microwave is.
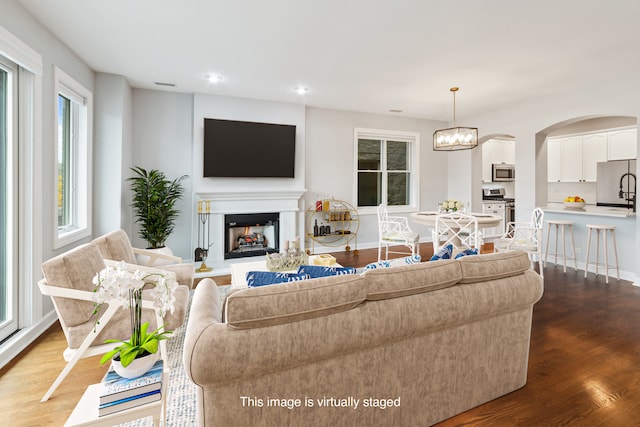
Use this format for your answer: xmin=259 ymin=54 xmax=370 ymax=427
xmin=492 ymin=163 xmax=515 ymax=181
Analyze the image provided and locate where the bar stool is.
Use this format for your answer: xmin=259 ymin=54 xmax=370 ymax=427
xmin=584 ymin=224 xmax=619 ymax=284
xmin=544 ymin=220 xmax=577 ymax=273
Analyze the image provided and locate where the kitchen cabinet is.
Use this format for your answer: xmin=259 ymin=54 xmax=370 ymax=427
xmin=607 ymin=128 xmax=637 ymax=160
xmin=482 ymin=139 xmax=515 ymax=182
xmin=482 ymin=202 xmax=505 ymax=238
xmin=547 ymin=134 xmax=607 ymax=182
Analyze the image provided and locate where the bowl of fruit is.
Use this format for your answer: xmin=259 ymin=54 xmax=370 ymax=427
xmin=563 ymin=196 xmax=586 ymax=209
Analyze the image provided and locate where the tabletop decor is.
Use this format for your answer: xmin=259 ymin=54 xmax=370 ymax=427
xmin=92 ymin=261 xmax=178 ymax=378
xmin=438 ymin=199 xmax=464 ymax=213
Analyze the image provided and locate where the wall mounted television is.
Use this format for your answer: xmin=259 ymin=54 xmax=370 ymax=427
xmin=203 ymin=118 xmax=296 ymax=178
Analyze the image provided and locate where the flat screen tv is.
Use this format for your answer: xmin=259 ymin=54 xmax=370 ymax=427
xmin=203 ymin=118 xmax=296 ymax=178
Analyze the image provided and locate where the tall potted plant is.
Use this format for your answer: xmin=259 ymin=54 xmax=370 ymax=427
xmin=129 ymin=166 xmax=187 ymax=249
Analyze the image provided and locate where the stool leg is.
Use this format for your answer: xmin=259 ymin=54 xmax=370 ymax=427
xmin=595 ymin=229 xmax=601 ymax=278
xmin=603 ymin=229 xmax=609 ymax=284
xmin=611 ymin=229 xmax=620 ymax=280
xmin=585 ymin=228 xmax=592 ymax=279
xmin=569 ymin=224 xmax=578 ymax=271
xmin=560 ymin=224 xmax=567 ymax=273
xmin=544 ymin=224 xmax=552 ymax=267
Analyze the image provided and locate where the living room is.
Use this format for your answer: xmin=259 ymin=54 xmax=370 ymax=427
xmin=2 ymin=0 xmax=640 ymax=425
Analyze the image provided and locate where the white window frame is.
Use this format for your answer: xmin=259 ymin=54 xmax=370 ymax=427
xmin=53 ymin=66 xmax=92 ymax=248
xmin=353 ymin=127 xmax=420 ymax=214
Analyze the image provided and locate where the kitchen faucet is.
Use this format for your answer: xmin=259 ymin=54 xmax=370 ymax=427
xmin=618 ymin=172 xmax=637 ymax=211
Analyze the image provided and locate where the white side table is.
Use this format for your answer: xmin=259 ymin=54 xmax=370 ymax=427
xmin=64 ymin=371 xmax=167 ymax=427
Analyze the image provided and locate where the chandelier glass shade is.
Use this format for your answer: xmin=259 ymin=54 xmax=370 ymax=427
xmin=433 ymin=87 xmax=478 ymax=151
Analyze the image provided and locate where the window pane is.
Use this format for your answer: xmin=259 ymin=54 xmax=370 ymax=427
xmin=387 ymin=140 xmax=408 ymax=171
xmin=0 ymin=68 xmax=7 ymax=324
xmin=57 ymin=95 xmax=71 ymax=228
xmin=358 ymin=171 xmax=381 ymax=206
xmin=387 ymin=172 xmax=409 ymax=206
xmin=358 ymin=139 xmax=381 ymax=170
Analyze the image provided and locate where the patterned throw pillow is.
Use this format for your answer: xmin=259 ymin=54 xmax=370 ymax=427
xmin=245 ymin=271 xmax=310 ymax=287
xmin=296 ymin=265 xmax=357 ymax=278
xmin=364 ymin=254 xmax=422 ymax=270
xmin=454 ymin=248 xmax=479 ymax=259
xmin=430 ymin=244 xmax=453 ymax=261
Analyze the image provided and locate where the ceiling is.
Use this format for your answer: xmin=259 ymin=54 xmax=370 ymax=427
xmin=17 ymin=0 xmax=640 ymax=122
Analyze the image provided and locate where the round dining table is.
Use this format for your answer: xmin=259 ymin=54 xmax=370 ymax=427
xmin=410 ymin=211 xmax=503 ymax=229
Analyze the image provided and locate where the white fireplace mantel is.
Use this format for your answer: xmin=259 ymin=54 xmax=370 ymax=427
xmin=194 ymin=189 xmax=307 ymax=270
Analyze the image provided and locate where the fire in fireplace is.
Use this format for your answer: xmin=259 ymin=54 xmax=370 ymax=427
xmin=224 ymin=212 xmax=279 ymax=259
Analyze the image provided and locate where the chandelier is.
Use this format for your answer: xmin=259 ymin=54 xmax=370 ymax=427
xmin=433 ymin=87 xmax=478 ymax=151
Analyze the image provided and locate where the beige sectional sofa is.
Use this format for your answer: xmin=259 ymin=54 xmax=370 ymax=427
xmin=183 ymin=250 xmax=543 ymax=426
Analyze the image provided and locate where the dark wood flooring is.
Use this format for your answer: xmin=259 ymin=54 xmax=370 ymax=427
xmin=3 ymin=243 xmax=640 ymax=426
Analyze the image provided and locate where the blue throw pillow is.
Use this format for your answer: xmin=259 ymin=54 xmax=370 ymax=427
xmin=246 ymin=271 xmax=310 ymax=288
xmin=296 ymin=265 xmax=357 ymax=278
xmin=454 ymin=248 xmax=479 ymax=259
xmin=430 ymin=244 xmax=453 ymax=261
xmin=364 ymin=255 xmax=422 ymax=270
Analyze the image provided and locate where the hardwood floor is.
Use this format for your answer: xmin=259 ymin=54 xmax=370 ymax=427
xmin=2 ymin=244 xmax=640 ymax=426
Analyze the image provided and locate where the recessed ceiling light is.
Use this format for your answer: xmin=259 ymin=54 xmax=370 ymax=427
xmin=207 ymin=75 xmax=223 ymax=83
xmin=294 ymin=86 xmax=309 ymax=95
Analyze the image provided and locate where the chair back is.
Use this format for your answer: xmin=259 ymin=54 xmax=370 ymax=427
xmin=41 ymin=243 xmax=107 ymax=328
xmin=531 ymin=207 xmax=544 ymax=229
xmin=92 ymin=229 xmax=137 ymax=264
xmin=432 ymin=212 xmax=481 ymax=252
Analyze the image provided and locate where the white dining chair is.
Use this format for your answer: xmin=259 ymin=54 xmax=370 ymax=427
xmin=494 ymin=207 xmax=545 ymax=276
xmin=377 ymin=204 xmax=420 ymax=261
xmin=431 ymin=212 xmax=482 ymax=254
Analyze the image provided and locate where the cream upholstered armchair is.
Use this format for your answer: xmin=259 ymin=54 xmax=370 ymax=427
xmin=377 ymin=204 xmax=420 ymax=261
xmin=92 ymin=229 xmax=195 ymax=289
xmin=38 ymin=242 xmax=190 ymax=401
xmin=494 ymin=207 xmax=545 ymax=276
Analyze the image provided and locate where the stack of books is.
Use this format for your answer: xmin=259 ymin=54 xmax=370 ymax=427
xmin=98 ymin=359 xmax=163 ymax=417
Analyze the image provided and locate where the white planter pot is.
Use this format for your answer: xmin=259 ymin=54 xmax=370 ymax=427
xmin=112 ymin=352 xmax=158 ymax=379
xmin=135 ymin=246 xmax=174 ymax=267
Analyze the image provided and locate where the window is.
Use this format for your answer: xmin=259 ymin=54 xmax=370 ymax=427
xmin=0 ymin=54 xmax=17 ymax=342
xmin=54 ymin=67 xmax=92 ymax=248
xmin=355 ymin=128 xmax=419 ymax=210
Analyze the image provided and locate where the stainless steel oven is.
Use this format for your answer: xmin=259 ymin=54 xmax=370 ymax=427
xmin=492 ymin=163 xmax=515 ymax=182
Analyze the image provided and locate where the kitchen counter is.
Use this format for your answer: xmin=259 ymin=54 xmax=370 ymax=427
xmin=542 ymin=203 xmax=636 ymax=282
xmin=543 ymin=203 xmax=635 ymax=218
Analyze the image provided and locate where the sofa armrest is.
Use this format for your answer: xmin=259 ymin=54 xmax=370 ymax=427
xmin=183 ymin=279 xmax=222 ymax=382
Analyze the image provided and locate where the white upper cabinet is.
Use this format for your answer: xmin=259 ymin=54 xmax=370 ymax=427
xmin=547 ymin=133 xmax=607 ymax=182
xmin=582 ymin=132 xmax=608 ymax=181
xmin=482 ymin=139 xmax=515 ymax=182
xmin=607 ymin=128 xmax=637 ymax=160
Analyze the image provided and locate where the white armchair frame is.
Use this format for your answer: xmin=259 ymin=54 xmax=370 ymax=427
xmin=431 ymin=212 xmax=483 ymax=253
xmin=38 ymin=260 xmax=172 ymax=402
xmin=494 ymin=207 xmax=545 ymax=276
xmin=377 ymin=204 xmax=420 ymax=261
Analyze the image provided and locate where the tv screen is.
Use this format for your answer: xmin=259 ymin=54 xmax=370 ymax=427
xmin=203 ymin=118 xmax=296 ymax=178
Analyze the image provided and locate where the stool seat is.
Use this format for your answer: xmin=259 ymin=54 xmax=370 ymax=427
xmin=584 ymin=224 xmax=619 ymax=284
xmin=544 ymin=220 xmax=577 ymax=273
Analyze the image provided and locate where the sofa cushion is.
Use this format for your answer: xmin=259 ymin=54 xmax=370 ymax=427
xmin=245 ymin=271 xmax=310 ymax=288
xmin=454 ymin=248 xmax=479 ymax=259
xmin=296 ymin=265 xmax=357 ymax=278
xmin=363 ymin=258 xmax=462 ymax=300
xmin=363 ymin=255 xmax=422 ymax=270
xmin=430 ymin=244 xmax=453 ymax=261
xmin=225 ymin=274 xmax=366 ymax=329
xmin=458 ymin=250 xmax=531 ymax=283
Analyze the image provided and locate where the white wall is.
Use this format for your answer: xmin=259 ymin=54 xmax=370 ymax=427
xmin=305 ymin=107 xmax=446 ymax=247
xmin=94 ymin=73 xmax=131 ymax=235
xmin=130 ymin=89 xmax=194 ymax=258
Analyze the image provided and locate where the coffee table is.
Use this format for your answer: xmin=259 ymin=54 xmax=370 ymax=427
xmin=230 ymin=255 xmax=342 ymax=289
